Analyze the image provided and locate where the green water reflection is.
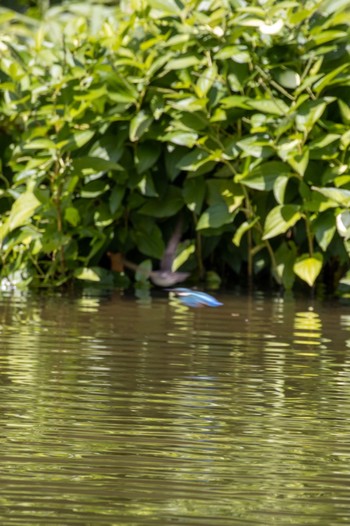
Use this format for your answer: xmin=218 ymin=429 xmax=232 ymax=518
xmin=0 ymin=292 xmax=350 ymax=525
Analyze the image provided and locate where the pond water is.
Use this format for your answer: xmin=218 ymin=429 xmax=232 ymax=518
xmin=1 ymin=289 xmax=350 ymax=525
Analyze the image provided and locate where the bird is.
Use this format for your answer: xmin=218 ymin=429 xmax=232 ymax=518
xmin=168 ymin=288 xmax=223 ymax=307
xmin=108 ymin=217 xmax=190 ymax=287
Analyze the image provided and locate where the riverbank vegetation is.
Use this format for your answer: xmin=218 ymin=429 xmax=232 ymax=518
xmin=0 ymin=0 xmax=350 ymax=294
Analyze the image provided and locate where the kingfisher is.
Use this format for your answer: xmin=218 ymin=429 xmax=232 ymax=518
xmin=168 ymin=288 xmax=223 ymax=307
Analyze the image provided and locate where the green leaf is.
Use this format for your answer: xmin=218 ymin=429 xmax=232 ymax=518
xmin=319 ymin=0 xmax=350 ymax=14
xmin=135 ymin=143 xmax=161 ymax=174
xmin=109 ymin=185 xmax=125 ymax=215
xmin=313 ymin=65 xmax=348 ymax=94
xmin=135 ymin=259 xmax=152 ymax=283
xmin=133 ymin=222 xmax=165 ymax=259
xmin=64 ymin=207 xmax=80 ymax=227
xmin=294 ymin=253 xmax=323 ymax=287
xmin=147 ymin=0 xmax=183 ymax=16
xmin=72 ymin=157 xmax=122 ymax=175
xmin=74 ymin=267 xmax=101 ymax=282
xmin=313 ymin=210 xmax=336 ymax=250
xmin=220 ymin=95 xmax=250 ymax=109
xmin=274 ymin=69 xmax=300 ymax=89
xmin=273 ymin=175 xmax=289 ymax=204
xmin=237 ymin=161 xmax=291 ymax=191
xmin=165 ymin=56 xmax=200 ymax=71
xmin=139 ymin=186 xmax=183 ymax=217
xmin=81 ymin=180 xmax=109 ymax=198
xmin=196 ymin=64 xmax=218 ymax=97
xmin=233 ymin=218 xmax=259 ymax=247
xmin=168 ymin=96 xmax=206 ymax=112
xmin=176 ymin=149 xmax=212 ymax=173
xmin=172 ymin=241 xmax=195 ymax=271
xmin=336 ymin=211 xmax=350 ymax=239
xmin=197 ymin=203 xmax=232 ymax=230
xmin=237 ymin=135 xmax=274 ymax=158
xmin=61 ymin=130 xmax=95 ymax=152
xmin=246 ymin=98 xmax=289 ymax=116
xmin=0 ymin=190 xmax=40 ymax=242
xmin=296 ymin=100 xmax=328 ymax=133
xmin=312 ymin=186 xmax=350 ymax=207
xmin=94 ymin=204 xmax=114 ymax=227
xmin=287 ymin=148 xmax=309 ymax=176
xmin=338 ymin=100 xmax=350 ymax=125
xmin=263 ymin=205 xmax=302 ymax=240
xmin=274 ymin=242 xmax=297 ymax=289
xmin=164 ymin=146 xmax=187 ymax=181
xmin=129 ymin=111 xmax=153 ymax=142
xmin=215 ymin=46 xmax=250 ymax=63
xmin=24 ymin=138 xmax=57 ymax=150
xmin=183 ymin=177 xmax=205 ymax=214
xmin=138 ymin=173 xmax=158 ymax=197
xmin=161 ymin=130 xmax=198 ymax=147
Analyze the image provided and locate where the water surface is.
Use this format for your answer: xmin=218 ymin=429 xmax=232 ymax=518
xmin=1 ymin=290 xmax=350 ymax=525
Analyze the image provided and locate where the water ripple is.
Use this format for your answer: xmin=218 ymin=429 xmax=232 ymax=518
xmin=0 ymin=292 xmax=349 ymax=524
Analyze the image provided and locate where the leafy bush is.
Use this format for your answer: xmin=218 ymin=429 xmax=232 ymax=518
xmin=0 ymin=0 xmax=350 ymax=291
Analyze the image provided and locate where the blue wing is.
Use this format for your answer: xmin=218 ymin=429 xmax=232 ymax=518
xmin=169 ymin=288 xmax=223 ymax=307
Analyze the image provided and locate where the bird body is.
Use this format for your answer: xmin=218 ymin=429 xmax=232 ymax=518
xmin=149 ymin=271 xmax=190 ymax=287
xmin=169 ymin=288 xmax=223 ymax=307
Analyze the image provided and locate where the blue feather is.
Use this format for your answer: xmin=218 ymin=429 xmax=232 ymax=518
xmin=168 ymin=288 xmax=223 ymax=307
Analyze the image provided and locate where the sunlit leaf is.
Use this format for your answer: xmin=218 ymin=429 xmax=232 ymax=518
xmin=24 ymin=139 xmax=57 ymax=150
xmin=138 ymin=173 xmax=158 ymax=197
xmin=313 ymin=64 xmax=348 ymax=94
xmin=286 ymin=148 xmax=309 ymax=176
xmin=176 ymin=149 xmax=212 ymax=173
xmin=319 ymin=0 xmax=350 ymax=14
xmin=215 ymin=46 xmax=250 ymax=63
xmin=0 ymin=191 xmax=40 ymax=242
xmin=233 ymin=218 xmax=259 ymax=247
xmin=296 ymin=100 xmax=328 ymax=133
xmin=74 ymin=267 xmax=101 ymax=281
xmin=338 ymin=100 xmax=350 ymax=125
xmin=274 ymin=69 xmax=300 ymax=89
xmin=273 ymin=175 xmax=289 ymax=204
xmin=312 ymin=186 xmax=350 ymax=207
xmin=165 ymin=56 xmax=200 ymax=71
xmin=247 ymin=98 xmax=289 ymax=116
xmin=129 ymin=111 xmax=153 ymax=142
xmin=237 ymin=161 xmax=291 ymax=191
xmin=294 ymin=253 xmax=323 ymax=287
xmin=162 ymin=130 xmax=198 ymax=147
xmin=336 ymin=211 xmax=350 ymax=239
xmin=172 ymin=241 xmax=195 ymax=271
xmin=147 ymin=0 xmax=183 ymax=16
xmin=237 ymin=135 xmax=274 ymax=158
xmin=196 ymin=64 xmax=218 ymax=97
xmin=263 ymin=205 xmax=302 ymax=240
xmin=220 ymin=95 xmax=250 ymax=109
xmin=61 ymin=130 xmax=95 ymax=152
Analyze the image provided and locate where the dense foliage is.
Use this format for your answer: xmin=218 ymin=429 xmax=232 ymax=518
xmin=0 ymin=0 xmax=350 ymax=292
